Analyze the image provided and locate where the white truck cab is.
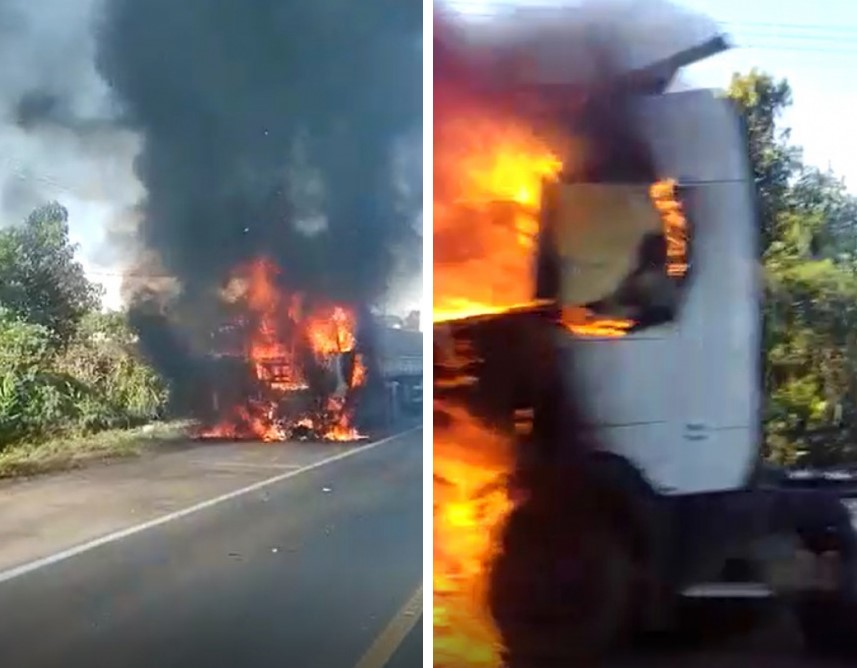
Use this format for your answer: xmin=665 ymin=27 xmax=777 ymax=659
xmin=476 ymin=85 xmax=857 ymax=661
xmin=545 ymin=89 xmax=761 ymax=495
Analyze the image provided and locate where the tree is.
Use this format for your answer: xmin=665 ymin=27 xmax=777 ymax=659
xmin=0 ymin=202 xmax=102 ymax=347
xmin=728 ymin=71 xmax=857 ymax=466
xmin=0 ymin=208 xmax=170 ymax=448
xmin=727 ymin=70 xmax=801 ymax=253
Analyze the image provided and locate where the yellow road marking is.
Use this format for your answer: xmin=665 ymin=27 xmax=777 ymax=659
xmin=354 ymin=586 xmax=423 ymax=668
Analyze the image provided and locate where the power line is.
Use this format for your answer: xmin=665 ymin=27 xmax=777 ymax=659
xmin=733 ymin=30 xmax=857 ymax=43
xmin=443 ymin=4 xmax=857 ymax=33
xmin=450 ymin=11 xmax=857 ymax=36
xmin=740 ymin=45 xmax=857 ymax=55
xmin=439 ymin=9 xmax=857 ymax=56
xmin=719 ymin=20 xmax=857 ymax=34
xmin=445 ymin=0 xmax=857 ymax=32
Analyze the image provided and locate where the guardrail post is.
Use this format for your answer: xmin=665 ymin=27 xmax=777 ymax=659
xmin=388 ymin=381 xmax=401 ymax=427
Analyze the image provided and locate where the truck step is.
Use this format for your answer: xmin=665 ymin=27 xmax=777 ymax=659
xmin=680 ymin=582 xmax=774 ymax=599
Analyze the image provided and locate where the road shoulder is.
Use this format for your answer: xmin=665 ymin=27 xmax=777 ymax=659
xmin=0 ymin=429 xmax=418 ymax=575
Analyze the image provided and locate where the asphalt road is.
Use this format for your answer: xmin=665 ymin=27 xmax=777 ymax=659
xmin=385 ymin=616 xmax=423 ymax=668
xmin=0 ymin=428 xmax=423 ymax=668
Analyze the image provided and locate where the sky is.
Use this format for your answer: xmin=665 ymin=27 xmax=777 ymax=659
xmin=677 ymin=0 xmax=857 ymax=188
xmin=0 ymin=0 xmax=422 ymax=316
xmin=5 ymin=1 xmax=853 ymax=316
xmin=446 ymin=0 xmax=857 ymax=189
xmin=0 ymin=0 xmax=139 ymax=311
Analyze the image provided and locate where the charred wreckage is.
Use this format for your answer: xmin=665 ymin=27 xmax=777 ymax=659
xmin=193 ymin=260 xmax=420 ymax=443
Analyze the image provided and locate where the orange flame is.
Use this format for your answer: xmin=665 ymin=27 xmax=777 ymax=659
xmin=650 ymin=178 xmax=688 ymax=278
xmin=306 ymin=306 xmax=358 ymax=356
xmin=352 ymin=354 xmax=367 ymax=387
xmin=433 ymin=84 xmax=555 ymax=666
xmin=434 ymin=402 xmax=514 ymax=667
xmin=434 ymin=85 xmax=564 ymax=323
xmin=561 ymin=306 xmax=634 ymax=338
xmin=199 ymin=258 xmax=365 ymax=443
xmin=241 ymin=258 xmax=307 ymax=392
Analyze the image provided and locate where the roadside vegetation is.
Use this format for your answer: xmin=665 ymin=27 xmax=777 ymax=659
xmin=0 ymin=202 xmax=179 ymax=475
xmin=729 ymin=71 xmax=857 ymax=467
xmin=0 ymin=421 xmax=190 ymax=479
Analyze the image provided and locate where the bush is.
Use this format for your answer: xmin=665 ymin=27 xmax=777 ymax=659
xmin=0 ymin=309 xmax=168 ymax=450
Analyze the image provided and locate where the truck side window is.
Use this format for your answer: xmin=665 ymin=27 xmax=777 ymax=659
xmin=540 ymin=181 xmax=690 ymax=334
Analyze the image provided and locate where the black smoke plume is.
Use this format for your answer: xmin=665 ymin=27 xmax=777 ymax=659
xmin=93 ymin=0 xmax=422 ymax=414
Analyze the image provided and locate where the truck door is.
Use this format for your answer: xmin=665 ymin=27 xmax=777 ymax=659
xmin=542 ymin=180 xmax=690 ymax=493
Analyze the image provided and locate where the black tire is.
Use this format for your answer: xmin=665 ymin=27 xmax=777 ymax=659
xmin=797 ymin=593 xmax=857 ymax=658
xmin=488 ymin=502 xmax=638 ymax=666
xmin=789 ymin=493 xmax=857 ymax=658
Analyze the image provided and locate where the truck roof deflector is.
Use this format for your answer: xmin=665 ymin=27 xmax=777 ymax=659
xmin=621 ymin=34 xmax=731 ymax=94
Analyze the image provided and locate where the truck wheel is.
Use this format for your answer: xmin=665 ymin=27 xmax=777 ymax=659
xmin=792 ymin=548 xmax=857 ymax=657
xmin=489 ymin=503 xmax=638 ymax=666
xmin=796 ymin=592 xmax=857 ymax=657
xmin=789 ymin=499 xmax=857 ymax=659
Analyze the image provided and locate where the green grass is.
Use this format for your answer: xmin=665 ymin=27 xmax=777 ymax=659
xmin=0 ymin=420 xmax=194 ymax=479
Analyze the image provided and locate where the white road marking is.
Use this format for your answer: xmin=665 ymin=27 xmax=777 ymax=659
xmin=0 ymin=427 xmax=420 ymax=585
xmin=353 ymin=586 xmax=423 ymax=668
xmin=188 ymin=460 xmax=305 ymax=472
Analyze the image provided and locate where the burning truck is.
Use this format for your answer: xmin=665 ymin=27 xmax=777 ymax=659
xmin=434 ymin=1 xmax=857 ymax=666
xmin=198 ymin=257 xmax=378 ymax=443
xmin=93 ymin=0 xmax=422 ymax=449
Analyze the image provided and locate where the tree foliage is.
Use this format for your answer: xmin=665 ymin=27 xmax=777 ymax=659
xmin=728 ymin=70 xmax=857 ymax=466
xmin=0 ymin=202 xmax=102 ymax=348
xmin=0 ymin=206 xmax=167 ymax=450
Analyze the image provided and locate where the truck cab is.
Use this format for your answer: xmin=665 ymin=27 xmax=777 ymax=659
xmin=538 ymin=89 xmax=762 ymax=496
xmin=436 ymin=4 xmax=857 ymax=660
xmin=514 ymin=87 xmax=857 ymax=657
